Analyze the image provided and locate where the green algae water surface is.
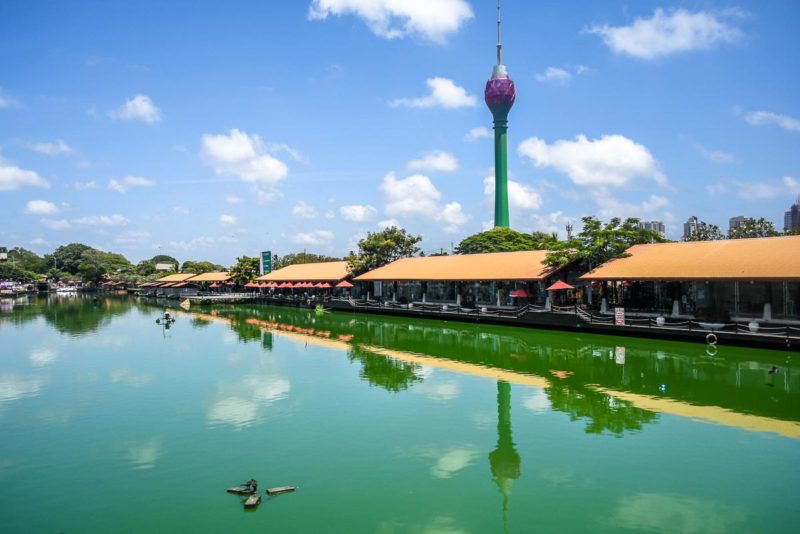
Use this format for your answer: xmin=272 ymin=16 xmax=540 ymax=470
xmin=1 ymin=295 xmax=799 ymax=533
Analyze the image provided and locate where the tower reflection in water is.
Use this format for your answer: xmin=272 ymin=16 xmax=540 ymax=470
xmin=490 ymin=381 xmax=520 ymax=532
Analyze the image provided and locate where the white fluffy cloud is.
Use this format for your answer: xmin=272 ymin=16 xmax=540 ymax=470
xmin=291 ymin=229 xmax=335 ymax=245
xmin=737 ymin=176 xmax=800 ymax=200
xmin=339 ymin=204 xmax=377 ymax=222
xmin=113 ymin=231 xmax=152 ymax=246
xmin=591 ymin=190 xmax=670 ymax=219
xmin=483 ymin=176 xmax=543 ymax=212
xmin=0 ymin=89 xmax=20 ymax=108
xmin=0 ymin=162 xmax=49 ymax=191
xmin=225 ymin=194 xmax=243 ymax=204
xmin=407 ymin=150 xmax=459 ymax=172
xmin=743 ymin=110 xmax=800 ymax=132
xmin=201 ymin=129 xmax=289 ymax=184
xmin=41 ymin=213 xmax=129 ymax=230
xmin=695 ymin=144 xmax=736 ymax=164
xmin=24 ymin=200 xmax=59 ymax=215
xmin=464 ymin=126 xmax=491 ymax=141
xmin=390 ymin=77 xmax=477 ymax=109
xmin=530 ymin=211 xmax=576 ymax=236
xmin=109 ymin=94 xmax=161 ymax=123
xmin=518 ymin=134 xmax=667 ymax=188
xmin=220 ymin=214 xmax=237 ymax=225
xmin=27 ymin=139 xmax=74 ymax=156
xmin=381 ymin=172 xmax=470 ymax=233
xmin=108 ymin=175 xmax=155 ymax=193
xmin=292 ymin=201 xmax=317 ymax=219
xmin=535 ymin=67 xmax=572 ymax=84
xmin=308 ymin=0 xmax=473 ymax=43
xmin=587 ymin=8 xmax=744 ymax=59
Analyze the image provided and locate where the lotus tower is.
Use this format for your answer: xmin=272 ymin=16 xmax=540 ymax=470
xmin=484 ymin=1 xmax=516 ymax=228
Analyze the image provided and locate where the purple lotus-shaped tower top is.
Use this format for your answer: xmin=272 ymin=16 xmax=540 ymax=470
xmin=485 ymin=65 xmax=516 ymax=122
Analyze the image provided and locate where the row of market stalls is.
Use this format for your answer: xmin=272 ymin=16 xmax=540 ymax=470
xmin=141 ymin=235 xmax=799 ymax=323
xmin=139 ymin=272 xmax=233 ymax=297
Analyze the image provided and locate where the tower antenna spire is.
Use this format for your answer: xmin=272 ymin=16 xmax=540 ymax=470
xmin=496 ymin=0 xmax=503 ymax=65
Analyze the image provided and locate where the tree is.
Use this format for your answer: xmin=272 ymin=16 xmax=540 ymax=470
xmin=273 ymin=252 xmax=341 ymax=270
xmin=728 ymin=217 xmax=779 ymax=239
xmin=181 ymin=260 xmax=223 ymax=274
xmin=787 ymin=227 xmax=800 ymax=236
xmin=47 ymin=243 xmax=93 ymax=274
xmin=7 ymin=247 xmax=47 ymax=274
xmin=229 ymin=256 xmax=260 ymax=282
xmin=544 ymin=217 xmax=667 ymax=268
xmin=347 ymin=226 xmax=422 ymax=275
xmin=682 ymin=224 xmax=725 ymax=241
xmin=150 ymin=254 xmax=179 ymax=265
xmin=455 ymin=227 xmax=556 ymax=254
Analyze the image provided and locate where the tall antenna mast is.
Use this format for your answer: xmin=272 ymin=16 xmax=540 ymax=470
xmin=496 ymin=0 xmax=503 ymax=65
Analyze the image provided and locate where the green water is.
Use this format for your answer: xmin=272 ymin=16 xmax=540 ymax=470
xmin=1 ymin=296 xmax=798 ymax=533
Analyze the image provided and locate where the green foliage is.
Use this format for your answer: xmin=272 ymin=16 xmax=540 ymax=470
xmin=229 ymin=256 xmax=260 ymax=282
xmin=135 ymin=260 xmax=158 ymax=277
xmin=7 ymin=247 xmax=47 ymax=273
xmin=544 ymin=217 xmax=667 ymax=268
xmin=787 ymin=227 xmax=800 ymax=236
xmin=0 ymin=263 xmax=38 ymax=281
xmin=149 ymin=254 xmax=179 ymax=266
xmin=728 ymin=217 xmax=779 ymax=239
xmin=346 ymin=226 xmax=422 ymax=275
xmin=273 ymin=252 xmax=341 ymax=270
xmin=455 ymin=227 xmax=557 ymax=254
xmin=47 ymin=243 xmax=93 ymax=274
xmin=682 ymin=224 xmax=726 ymax=241
xmin=181 ymin=260 xmax=224 ymax=274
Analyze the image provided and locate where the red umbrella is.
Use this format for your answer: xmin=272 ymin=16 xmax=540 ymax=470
xmin=225 ymin=281 xmax=235 ymax=286
xmin=546 ymin=280 xmax=574 ymax=291
xmin=318 ymin=282 xmax=332 ymax=289
xmin=209 ymin=283 xmax=220 ymax=288
xmin=244 ymin=282 xmax=257 ymax=288
xmin=510 ymin=289 xmax=532 ymax=298
xmin=336 ymin=280 xmax=354 ymax=288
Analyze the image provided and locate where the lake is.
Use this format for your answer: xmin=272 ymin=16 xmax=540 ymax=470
xmin=1 ymin=295 xmax=798 ymax=533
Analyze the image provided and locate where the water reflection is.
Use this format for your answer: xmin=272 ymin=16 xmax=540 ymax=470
xmin=490 ymin=382 xmax=520 ymax=532
xmin=1 ymin=295 xmax=134 ymax=336
xmin=207 ymin=375 xmax=290 ymax=429
xmin=610 ymin=492 xmax=747 ymax=533
xmin=0 ymin=374 xmax=46 ymax=403
xmin=182 ymin=302 xmax=799 ymax=438
xmin=126 ymin=438 xmax=162 ymax=470
xmin=28 ymin=347 xmax=57 ymax=367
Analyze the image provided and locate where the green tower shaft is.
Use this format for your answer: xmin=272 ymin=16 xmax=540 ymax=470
xmin=493 ymin=119 xmax=510 ymax=228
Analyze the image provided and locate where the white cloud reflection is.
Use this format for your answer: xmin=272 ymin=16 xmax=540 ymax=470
xmin=29 ymin=347 xmax=57 ymax=367
xmin=611 ymin=492 xmax=747 ymax=533
xmin=207 ymin=375 xmax=290 ymax=429
xmin=522 ymin=389 xmax=551 ymax=414
xmin=430 ymin=448 xmax=477 ymax=479
xmin=0 ymin=374 xmax=46 ymax=402
xmin=126 ymin=438 xmax=162 ymax=470
xmin=111 ymin=368 xmax=154 ymax=387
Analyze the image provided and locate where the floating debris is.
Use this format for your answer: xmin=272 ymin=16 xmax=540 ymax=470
xmin=266 ymin=486 xmax=296 ymax=496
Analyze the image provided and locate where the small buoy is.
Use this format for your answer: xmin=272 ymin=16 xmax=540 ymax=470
xmin=155 ymin=319 xmax=161 ymax=324
xmin=769 ymin=366 xmax=779 ymax=375
xmin=706 ymin=333 xmax=717 ymax=345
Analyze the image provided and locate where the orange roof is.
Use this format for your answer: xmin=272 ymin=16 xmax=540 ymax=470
xmin=155 ymin=273 xmax=197 ymax=282
xmin=256 ymin=261 xmax=350 ymax=282
xmin=581 ymin=236 xmax=800 ymax=281
xmin=355 ymin=251 xmax=561 ymax=282
xmin=186 ymin=271 xmax=231 ymax=282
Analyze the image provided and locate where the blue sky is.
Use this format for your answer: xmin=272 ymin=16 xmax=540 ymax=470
xmin=1 ymin=0 xmax=798 ymax=264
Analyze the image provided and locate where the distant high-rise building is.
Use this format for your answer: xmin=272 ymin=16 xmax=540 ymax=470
xmin=638 ymin=220 xmax=665 ymax=236
xmin=729 ymin=215 xmax=747 ymax=233
xmin=683 ymin=216 xmax=707 ymax=239
xmin=785 ymin=198 xmax=800 ymax=232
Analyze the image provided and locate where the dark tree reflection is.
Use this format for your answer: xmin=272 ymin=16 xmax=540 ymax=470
xmin=348 ymin=346 xmax=423 ymax=392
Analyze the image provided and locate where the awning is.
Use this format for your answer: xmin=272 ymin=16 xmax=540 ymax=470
xmin=244 ymin=282 xmax=258 ymax=288
xmin=547 ymin=280 xmax=574 ymax=291
xmin=336 ymin=280 xmax=354 ymax=288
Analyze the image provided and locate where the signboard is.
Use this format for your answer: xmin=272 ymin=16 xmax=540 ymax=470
xmin=614 ymin=307 xmax=625 ymax=326
xmin=615 ymin=346 xmax=626 ymax=365
xmin=260 ymin=251 xmax=272 ymax=275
